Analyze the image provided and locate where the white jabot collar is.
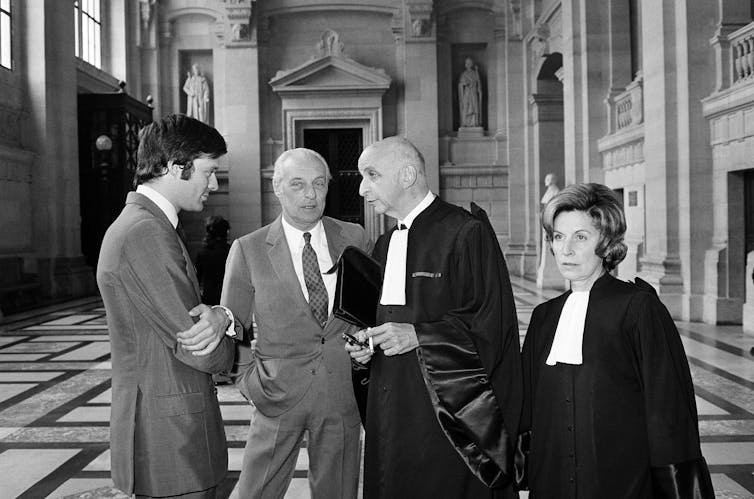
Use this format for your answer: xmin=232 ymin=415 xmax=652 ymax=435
xmin=545 ymin=290 xmax=590 ymax=366
xmin=380 ymin=191 xmax=436 ymax=306
xmin=136 ymin=184 xmax=179 ymax=229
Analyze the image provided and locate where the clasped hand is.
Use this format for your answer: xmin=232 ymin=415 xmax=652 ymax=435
xmin=345 ymin=322 xmax=419 ymax=364
xmin=176 ymin=304 xmax=228 ymax=356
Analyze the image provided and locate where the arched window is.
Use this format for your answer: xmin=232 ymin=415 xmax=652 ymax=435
xmin=0 ymin=0 xmax=11 ymax=70
xmin=75 ymin=0 xmax=102 ymax=68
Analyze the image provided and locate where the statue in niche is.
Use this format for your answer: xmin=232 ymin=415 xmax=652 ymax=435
xmin=458 ymin=57 xmax=483 ymax=128
xmin=183 ymin=63 xmax=210 ymax=123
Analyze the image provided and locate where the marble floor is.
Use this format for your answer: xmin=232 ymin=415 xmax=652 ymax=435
xmin=0 ymin=277 xmax=752 ymax=498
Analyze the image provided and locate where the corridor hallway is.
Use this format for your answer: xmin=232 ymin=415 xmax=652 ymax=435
xmin=0 ymin=277 xmax=752 ymax=498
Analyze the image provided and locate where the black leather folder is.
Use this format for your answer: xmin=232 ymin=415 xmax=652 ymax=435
xmin=327 ymin=245 xmax=383 ymax=328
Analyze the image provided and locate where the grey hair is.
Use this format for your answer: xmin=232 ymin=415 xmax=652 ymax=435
xmin=272 ymin=148 xmax=332 ymax=188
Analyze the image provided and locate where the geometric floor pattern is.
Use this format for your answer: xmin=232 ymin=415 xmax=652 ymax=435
xmin=0 ymin=276 xmax=752 ymax=498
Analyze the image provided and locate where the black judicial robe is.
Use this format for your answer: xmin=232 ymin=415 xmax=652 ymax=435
xmin=363 ymin=198 xmax=522 ymax=499
xmin=520 ymin=273 xmax=714 ymax=499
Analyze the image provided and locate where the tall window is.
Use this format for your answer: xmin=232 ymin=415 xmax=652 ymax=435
xmin=75 ymin=0 xmax=102 ymax=68
xmin=0 ymin=0 xmax=10 ymax=70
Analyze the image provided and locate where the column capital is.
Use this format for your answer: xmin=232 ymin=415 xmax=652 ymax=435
xmin=407 ymin=1 xmax=434 ymax=39
xmin=216 ymin=0 xmax=256 ymax=48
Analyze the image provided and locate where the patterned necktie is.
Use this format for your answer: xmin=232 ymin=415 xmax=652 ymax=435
xmin=302 ymin=232 xmax=329 ymax=327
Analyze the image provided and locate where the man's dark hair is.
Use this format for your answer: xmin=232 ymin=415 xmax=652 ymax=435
xmin=134 ymin=114 xmax=227 ymax=187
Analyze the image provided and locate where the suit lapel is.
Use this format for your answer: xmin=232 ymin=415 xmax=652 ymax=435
xmin=266 ymin=216 xmax=312 ymax=316
xmin=129 ymin=192 xmax=201 ymax=298
xmin=322 ymin=217 xmax=347 ymax=264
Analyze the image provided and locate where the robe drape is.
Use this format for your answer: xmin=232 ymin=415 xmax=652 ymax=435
xmin=363 ymin=198 xmax=522 ymax=499
xmin=520 ymin=273 xmax=714 ymax=499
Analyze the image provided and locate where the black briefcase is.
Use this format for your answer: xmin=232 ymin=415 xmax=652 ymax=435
xmin=328 ymin=245 xmax=383 ymax=328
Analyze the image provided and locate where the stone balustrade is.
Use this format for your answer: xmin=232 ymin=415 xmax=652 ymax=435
xmin=605 ymin=72 xmax=644 ymax=134
xmin=731 ymin=23 xmax=754 ymax=84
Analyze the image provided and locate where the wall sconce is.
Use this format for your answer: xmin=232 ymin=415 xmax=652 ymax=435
xmin=95 ymin=134 xmax=113 ymax=152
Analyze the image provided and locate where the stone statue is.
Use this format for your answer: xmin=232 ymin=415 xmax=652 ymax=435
xmin=139 ymin=0 xmax=156 ymax=31
xmin=317 ymin=30 xmax=344 ymax=57
xmin=537 ymin=172 xmax=564 ymax=289
xmin=183 ymin=63 xmax=210 ymax=123
xmin=540 ymin=173 xmax=560 ymax=205
xmin=458 ymin=57 xmax=483 ymax=128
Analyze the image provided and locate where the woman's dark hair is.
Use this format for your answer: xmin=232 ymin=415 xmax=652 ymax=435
xmin=203 ymin=215 xmax=230 ymax=247
xmin=541 ymin=182 xmax=628 ymax=271
xmin=134 ymin=114 xmax=227 ymax=187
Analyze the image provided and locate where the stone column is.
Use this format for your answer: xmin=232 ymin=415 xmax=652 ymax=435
xmin=503 ymin=12 xmax=535 ymax=276
xmin=561 ymin=0 xmax=610 ymax=183
xmin=403 ymin=1 xmax=439 ymax=193
xmin=24 ymin=0 xmax=95 ymax=298
xmin=530 ymin=94 xmax=566 ymax=290
xmin=215 ymin=2 xmax=262 ymax=236
xmin=674 ymin=0 xmax=717 ymax=321
xmin=638 ymin=0 xmax=684 ymax=316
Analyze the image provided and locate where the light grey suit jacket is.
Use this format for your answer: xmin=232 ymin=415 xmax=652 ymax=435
xmin=97 ymin=192 xmax=234 ymax=496
xmin=221 ymin=215 xmax=371 ymax=420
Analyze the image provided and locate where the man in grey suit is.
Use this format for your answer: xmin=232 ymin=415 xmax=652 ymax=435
xmin=97 ymin=114 xmax=238 ymax=498
xmin=222 ymin=148 xmax=371 ymax=498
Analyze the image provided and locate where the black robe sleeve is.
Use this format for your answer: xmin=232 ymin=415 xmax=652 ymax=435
xmin=413 ymin=216 xmax=523 ymax=489
xmin=628 ymin=284 xmax=714 ymax=499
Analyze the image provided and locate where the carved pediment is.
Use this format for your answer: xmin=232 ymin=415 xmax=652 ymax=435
xmin=270 ymin=55 xmax=391 ymax=95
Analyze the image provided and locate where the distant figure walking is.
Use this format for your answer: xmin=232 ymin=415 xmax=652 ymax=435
xmin=196 ymin=215 xmax=231 ymax=306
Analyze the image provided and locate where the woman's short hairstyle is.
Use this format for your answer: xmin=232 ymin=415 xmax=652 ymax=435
xmin=134 ymin=114 xmax=227 ymax=187
xmin=541 ymin=182 xmax=628 ymax=271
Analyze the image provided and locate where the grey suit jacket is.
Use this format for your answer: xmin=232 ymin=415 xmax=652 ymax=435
xmin=96 ymin=192 xmax=234 ymax=496
xmin=221 ymin=215 xmax=371 ymax=419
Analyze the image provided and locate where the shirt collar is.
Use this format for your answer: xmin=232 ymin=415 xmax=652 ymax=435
xmin=136 ymin=184 xmax=179 ymax=229
xmin=281 ymin=215 xmax=326 ymax=248
xmin=399 ymin=191 xmax=436 ymax=229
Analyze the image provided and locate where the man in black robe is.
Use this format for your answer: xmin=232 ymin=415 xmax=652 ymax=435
xmin=347 ymin=136 xmax=522 ymax=498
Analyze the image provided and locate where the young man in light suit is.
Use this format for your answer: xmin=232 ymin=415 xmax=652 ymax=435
xmin=97 ymin=114 xmax=238 ymax=498
xmin=221 ymin=148 xmax=371 ymax=498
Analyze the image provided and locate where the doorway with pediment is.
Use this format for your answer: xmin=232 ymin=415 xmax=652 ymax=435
xmin=269 ymin=30 xmax=391 ymax=240
xmin=301 ymin=125 xmax=365 ymax=226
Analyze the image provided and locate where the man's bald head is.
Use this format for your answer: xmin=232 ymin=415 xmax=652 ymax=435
xmin=357 ymin=136 xmax=430 ymax=220
xmin=360 ymin=136 xmax=427 ymax=178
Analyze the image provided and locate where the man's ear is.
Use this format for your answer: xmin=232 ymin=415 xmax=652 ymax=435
xmin=399 ymin=165 xmax=417 ymax=188
xmin=166 ymin=160 xmax=179 ymax=178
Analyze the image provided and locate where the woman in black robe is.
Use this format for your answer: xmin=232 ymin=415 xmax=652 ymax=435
xmin=519 ymin=183 xmax=714 ymax=498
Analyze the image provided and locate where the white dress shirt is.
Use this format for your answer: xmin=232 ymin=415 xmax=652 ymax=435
xmin=545 ymin=290 xmax=590 ymax=366
xmin=136 ymin=184 xmax=179 ymax=229
xmin=380 ymin=191 xmax=436 ymax=306
xmin=281 ymin=217 xmax=336 ymax=316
